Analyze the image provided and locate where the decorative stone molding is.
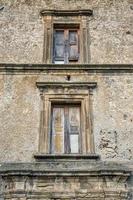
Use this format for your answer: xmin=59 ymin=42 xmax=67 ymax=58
xmin=0 ymin=161 xmax=131 ymax=200
xmin=40 ymin=9 xmax=93 ymax=63
xmin=36 ymin=82 xmax=97 ymax=89
xmin=0 ymin=64 xmax=133 ymax=74
xmin=36 ymin=82 xmax=97 ymax=155
xmin=40 ymin=9 xmax=93 ymax=17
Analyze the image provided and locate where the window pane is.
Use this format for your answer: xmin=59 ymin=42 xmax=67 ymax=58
xmin=70 ymin=135 xmax=79 ymax=153
xmin=55 ymin=31 xmax=64 ymax=45
xmin=53 ymin=28 xmax=79 ymax=63
xmin=69 ymin=46 xmax=79 ymax=60
xmin=52 ymin=107 xmax=64 ymax=154
xmin=68 ymin=107 xmax=80 ymax=134
xmin=55 ymin=45 xmax=64 ymax=58
xmin=68 ymin=106 xmax=80 ymax=153
xmin=51 ymin=105 xmax=81 ymax=154
xmin=54 ymin=31 xmax=65 ymax=60
xmin=54 ymin=61 xmax=64 ymax=64
xmin=69 ymin=31 xmax=77 ymax=44
xmin=69 ymin=31 xmax=79 ymax=61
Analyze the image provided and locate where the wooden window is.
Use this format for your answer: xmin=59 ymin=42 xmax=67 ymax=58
xmin=42 ymin=10 xmax=93 ymax=63
xmin=36 ymin=82 xmax=97 ymax=155
xmin=51 ymin=104 xmax=81 ymax=154
xmin=53 ymin=28 xmax=79 ymax=64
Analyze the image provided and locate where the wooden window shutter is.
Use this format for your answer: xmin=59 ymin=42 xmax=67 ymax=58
xmin=68 ymin=106 xmax=80 ymax=153
xmin=68 ymin=30 xmax=79 ymax=61
xmin=53 ymin=30 xmax=65 ymax=61
xmin=51 ymin=107 xmax=65 ymax=154
xmin=51 ymin=105 xmax=80 ymax=154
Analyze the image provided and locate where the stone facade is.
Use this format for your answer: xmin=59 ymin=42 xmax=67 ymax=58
xmin=0 ymin=0 xmax=133 ymax=64
xmin=0 ymin=65 xmax=132 ymax=199
xmin=0 ymin=0 xmax=133 ymax=200
xmin=0 ymin=160 xmax=131 ymax=200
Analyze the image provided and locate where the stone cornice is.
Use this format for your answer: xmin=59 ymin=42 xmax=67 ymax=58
xmin=36 ymin=82 xmax=97 ymax=89
xmin=0 ymin=64 xmax=133 ymax=73
xmin=40 ymin=9 xmax=93 ymax=16
xmin=0 ymin=161 xmax=131 ymax=177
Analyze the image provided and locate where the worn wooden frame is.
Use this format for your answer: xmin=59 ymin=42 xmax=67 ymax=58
xmin=50 ymin=103 xmax=81 ymax=154
xmin=41 ymin=10 xmax=93 ymax=64
xmin=53 ymin=28 xmax=80 ymax=64
xmin=36 ymin=82 xmax=97 ymax=154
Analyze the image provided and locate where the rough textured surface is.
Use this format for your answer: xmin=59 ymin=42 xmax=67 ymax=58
xmin=0 ymin=65 xmax=133 ymax=162
xmin=0 ymin=0 xmax=133 ymax=64
xmin=0 ymin=160 xmax=131 ymax=200
xmin=0 ymin=0 xmax=132 ymax=199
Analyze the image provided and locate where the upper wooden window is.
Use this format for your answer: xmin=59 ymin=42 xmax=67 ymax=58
xmin=51 ymin=104 xmax=81 ymax=154
xmin=41 ymin=9 xmax=93 ymax=64
xmin=53 ymin=28 xmax=80 ymax=64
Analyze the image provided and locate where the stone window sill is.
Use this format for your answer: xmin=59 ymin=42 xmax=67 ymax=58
xmin=34 ymin=153 xmax=100 ymax=161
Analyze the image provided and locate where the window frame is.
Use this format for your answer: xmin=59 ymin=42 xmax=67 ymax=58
xmin=36 ymin=82 xmax=97 ymax=155
xmin=41 ymin=10 xmax=93 ymax=64
xmin=50 ymin=103 xmax=81 ymax=154
xmin=53 ymin=27 xmax=80 ymax=64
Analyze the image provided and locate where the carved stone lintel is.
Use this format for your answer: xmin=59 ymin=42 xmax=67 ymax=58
xmin=40 ymin=9 xmax=93 ymax=17
xmin=36 ymin=82 xmax=97 ymax=90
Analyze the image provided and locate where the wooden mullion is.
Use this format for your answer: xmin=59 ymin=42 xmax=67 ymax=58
xmin=79 ymin=105 xmax=81 ymax=153
xmin=50 ymin=106 xmax=54 ymax=154
xmin=64 ymin=106 xmax=70 ymax=153
xmin=53 ymin=30 xmax=56 ymax=63
xmin=77 ymin=29 xmax=80 ymax=55
xmin=64 ymin=29 xmax=69 ymax=64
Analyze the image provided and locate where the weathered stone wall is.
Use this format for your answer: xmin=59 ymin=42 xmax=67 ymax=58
xmin=0 ymin=161 xmax=131 ymax=200
xmin=0 ymin=65 xmax=132 ymax=162
xmin=0 ymin=0 xmax=133 ymax=64
xmin=0 ymin=1 xmax=132 ymax=199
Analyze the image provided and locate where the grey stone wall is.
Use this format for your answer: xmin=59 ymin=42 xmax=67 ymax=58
xmin=0 ymin=0 xmax=133 ymax=64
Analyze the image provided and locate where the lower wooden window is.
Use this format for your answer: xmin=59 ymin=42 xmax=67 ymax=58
xmin=36 ymin=82 xmax=97 ymax=154
xmin=50 ymin=104 xmax=81 ymax=154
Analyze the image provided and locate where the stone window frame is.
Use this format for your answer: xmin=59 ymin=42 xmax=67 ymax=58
xmin=41 ymin=9 xmax=93 ymax=64
xmin=36 ymin=82 xmax=97 ymax=155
